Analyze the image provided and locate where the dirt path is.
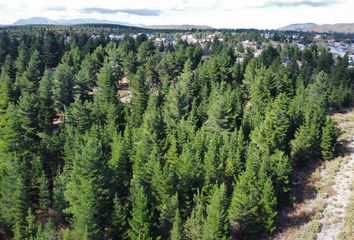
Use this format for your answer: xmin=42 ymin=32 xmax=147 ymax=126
xmin=316 ymin=143 xmax=354 ymax=240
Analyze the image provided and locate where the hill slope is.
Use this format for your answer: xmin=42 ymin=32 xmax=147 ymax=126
xmin=279 ymin=23 xmax=354 ymax=33
xmin=146 ymin=24 xmax=213 ymax=30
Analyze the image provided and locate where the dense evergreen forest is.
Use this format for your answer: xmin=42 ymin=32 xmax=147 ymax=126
xmin=0 ymin=27 xmax=353 ymax=239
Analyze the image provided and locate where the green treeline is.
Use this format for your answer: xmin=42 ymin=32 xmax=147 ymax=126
xmin=0 ymin=29 xmax=352 ymax=239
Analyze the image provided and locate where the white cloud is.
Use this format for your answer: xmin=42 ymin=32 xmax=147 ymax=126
xmin=0 ymin=0 xmax=353 ymax=28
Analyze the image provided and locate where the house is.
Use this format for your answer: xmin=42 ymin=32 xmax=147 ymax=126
xmin=154 ymin=37 xmax=177 ymax=46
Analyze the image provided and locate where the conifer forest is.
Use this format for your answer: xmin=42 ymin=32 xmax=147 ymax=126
xmin=0 ymin=26 xmax=353 ymax=239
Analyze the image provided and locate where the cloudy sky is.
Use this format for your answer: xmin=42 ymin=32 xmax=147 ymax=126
xmin=0 ymin=0 xmax=353 ymax=29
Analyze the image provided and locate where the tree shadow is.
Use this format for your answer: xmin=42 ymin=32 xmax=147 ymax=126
xmin=275 ymin=161 xmax=320 ymax=231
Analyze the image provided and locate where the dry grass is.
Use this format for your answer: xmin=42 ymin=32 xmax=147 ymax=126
xmin=331 ymin=108 xmax=354 ymax=142
xmin=295 ymin=220 xmax=321 ymax=240
xmin=338 ymin=162 xmax=354 ymax=240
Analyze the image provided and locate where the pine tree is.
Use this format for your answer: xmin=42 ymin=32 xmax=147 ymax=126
xmin=65 ymin=96 xmax=93 ymax=132
xmin=12 ymin=164 xmax=30 ymax=240
xmin=96 ymin=59 xmax=119 ymax=104
xmin=252 ymin=93 xmax=291 ymax=153
xmin=37 ymin=170 xmax=50 ymax=211
xmin=176 ymin=143 xmax=203 ymax=217
xmin=61 ymin=46 xmax=81 ymax=74
xmin=15 ymin=42 xmax=28 ymax=75
xmin=64 ymin=128 xmax=110 ymax=239
xmin=128 ymin=183 xmax=153 ymax=240
xmin=203 ymin=134 xmax=223 ymax=186
xmin=123 ymin=51 xmax=136 ymax=76
xmin=52 ymin=171 xmax=69 ymax=222
xmin=25 ymin=207 xmax=36 ymax=239
xmin=109 ymin=126 xmax=132 ymax=198
xmin=0 ymin=156 xmax=28 ymax=233
xmin=38 ymin=70 xmax=54 ymax=133
xmin=111 ymin=194 xmax=128 ymax=239
xmin=243 ymin=58 xmax=263 ymax=94
xmin=158 ymin=193 xmax=179 ymax=239
xmin=269 ymin=151 xmax=292 ymax=206
xmin=43 ymin=31 xmax=60 ymax=68
xmin=170 ymin=208 xmax=182 ymax=240
xmin=228 ymin=166 xmax=260 ymax=237
xmin=321 ymin=117 xmax=338 ymax=160
xmin=52 ymin=63 xmax=74 ymax=112
xmin=20 ymin=50 xmax=43 ymax=92
xmin=74 ymin=54 xmax=98 ymax=100
xmin=163 ymin=86 xmax=183 ymax=133
xmin=184 ymin=192 xmax=205 ymax=239
xmin=35 ymin=218 xmax=58 ymax=240
xmin=0 ymin=55 xmax=14 ymax=112
xmin=290 ymin=122 xmax=320 ymax=166
xmin=130 ymin=67 xmax=149 ymax=127
xmin=225 ymin=129 xmax=245 ymax=183
xmin=105 ymin=102 xmax=125 ymax=139
xmin=202 ymin=184 xmax=228 ymax=240
xmin=178 ymin=59 xmax=195 ymax=109
xmin=16 ymin=92 xmax=40 ymax=154
xmin=0 ymin=31 xmax=10 ymax=66
xmin=259 ymin=178 xmax=277 ymax=234
xmin=140 ymin=92 xmax=165 ymax=147
xmin=204 ymin=85 xmax=229 ymax=131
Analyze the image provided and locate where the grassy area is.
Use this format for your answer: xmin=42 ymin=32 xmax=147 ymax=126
xmin=331 ymin=109 xmax=354 ymax=142
xmin=293 ymin=156 xmax=344 ymax=240
xmin=338 ymin=161 xmax=354 ymax=240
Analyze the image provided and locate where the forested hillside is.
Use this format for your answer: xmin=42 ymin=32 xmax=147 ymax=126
xmin=0 ymin=28 xmax=353 ymax=239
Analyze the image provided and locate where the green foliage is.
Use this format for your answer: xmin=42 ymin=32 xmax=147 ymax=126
xmin=38 ymin=70 xmax=54 ymax=132
xmin=19 ymin=50 xmax=43 ymax=92
xmin=52 ymin=171 xmax=68 ymax=222
xmin=52 ymin=63 xmax=74 ymax=112
xmin=184 ymin=193 xmax=205 ymax=240
xmin=0 ymin=56 xmax=14 ymax=112
xmin=170 ymin=209 xmax=182 ymax=240
xmin=43 ymin=31 xmax=61 ymax=68
xmin=25 ymin=208 xmax=36 ymax=239
xmin=259 ymin=178 xmax=277 ymax=234
xmin=64 ymin=128 xmax=110 ymax=239
xmin=37 ymin=170 xmax=50 ymax=211
xmin=15 ymin=42 xmax=28 ymax=75
xmin=0 ymin=27 xmax=352 ymax=240
xmin=130 ymin=67 xmax=149 ymax=127
xmin=95 ymin=59 xmax=120 ymax=104
xmin=228 ymin=166 xmax=260 ymax=237
xmin=35 ymin=218 xmax=58 ymax=240
xmin=290 ymin=122 xmax=321 ymax=165
xmin=111 ymin=194 xmax=128 ymax=239
xmin=202 ymin=184 xmax=228 ymax=240
xmin=252 ymin=93 xmax=291 ymax=153
xmin=321 ymin=117 xmax=339 ymax=160
xmin=128 ymin=183 xmax=153 ymax=240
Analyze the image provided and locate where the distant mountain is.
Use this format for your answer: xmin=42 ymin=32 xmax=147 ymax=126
xmin=14 ymin=17 xmax=56 ymax=25
xmin=11 ymin=18 xmax=213 ymax=30
xmin=13 ymin=17 xmax=141 ymax=27
xmin=146 ymin=24 xmax=213 ymax=30
xmin=279 ymin=23 xmax=354 ymax=33
xmin=278 ymin=23 xmax=317 ymax=31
